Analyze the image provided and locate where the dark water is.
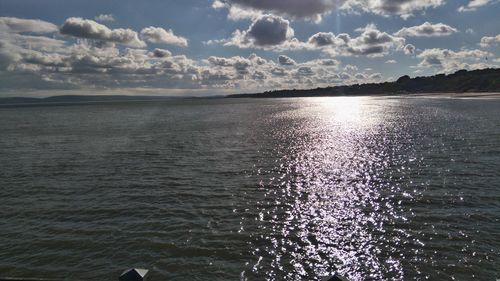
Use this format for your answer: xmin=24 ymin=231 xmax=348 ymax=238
xmin=0 ymin=97 xmax=499 ymax=281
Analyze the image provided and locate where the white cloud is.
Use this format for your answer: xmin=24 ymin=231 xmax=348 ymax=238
xmin=214 ymin=0 xmax=447 ymax=21
xmin=212 ymin=0 xmax=262 ymax=21
xmin=221 ymin=22 xmax=407 ymax=58
xmin=94 ymin=14 xmax=115 ymax=22
xmin=343 ymin=0 xmax=446 ymax=19
xmin=1 ymin=31 xmax=363 ymax=92
xmin=0 ymin=13 xmax=496 ymax=93
xmin=416 ymin=48 xmax=497 ymax=72
xmin=344 ymin=64 xmax=358 ymax=72
xmin=206 ymin=55 xmax=253 ymax=74
xmin=278 ymin=55 xmax=296 ymax=65
xmin=0 ymin=17 xmax=58 ymax=33
xmin=294 ymin=66 xmax=315 ymax=77
xmin=309 ymin=24 xmax=406 ymax=57
xmin=354 ymin=73 xmax=367 ymax=79
xmin=404 ymin=44 xmax=416 ymax=55
xmin=11 ymin=34 xmax=66 ymax=50
xmin=140 ymin=27 xmax=188 ymax=47
xmin=319 ymin=59 xmax=340 ymax=66
xmin=385 ymin=59 xmax=397 ymax=64
xmin=308 ymin=32 xmax=350 ymax=47
xmin=60 ymin=17 xmax=146 ymax=48
xmin=346 ymin=24 xmax=405 ymax=56
xmin=212 ymin=0 xmax=347 ymax=22
xmin=395 ymin=22 xmax=458 ymax=37
xmin=480 ymin=34 xmax=500 ymax=47
xmin=212 ymin=24 xmax=407 ymax=58
xmin=458 ymin=0 xmax=493 ymax=12
xmin=0 ymin=41 xmax=22 ymax=68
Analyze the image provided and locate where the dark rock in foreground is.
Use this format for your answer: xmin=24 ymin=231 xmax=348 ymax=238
xmin=119 ymin=268 xmax=149 ymax=281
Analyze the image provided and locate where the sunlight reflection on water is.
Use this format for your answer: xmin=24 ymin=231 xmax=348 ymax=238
xmin=245 ymin=97 xmax=420 ymax=280
xmin=1 ymin=97 xmax=498 ymax=281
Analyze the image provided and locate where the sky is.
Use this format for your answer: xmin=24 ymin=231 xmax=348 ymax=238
xmin=0 ymin=0 xmax=499 ymax=96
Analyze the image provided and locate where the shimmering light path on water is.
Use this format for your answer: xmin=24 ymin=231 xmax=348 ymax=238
xmin=0 ymin=97 xmax=499 ymax=280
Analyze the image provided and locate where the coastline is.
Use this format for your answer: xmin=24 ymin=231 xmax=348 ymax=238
xmin=401 ymin=92 xmax=500 ymax=98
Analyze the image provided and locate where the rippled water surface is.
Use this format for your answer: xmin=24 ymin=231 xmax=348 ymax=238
xmin=0 ymin=97 xmax=499 ymax=281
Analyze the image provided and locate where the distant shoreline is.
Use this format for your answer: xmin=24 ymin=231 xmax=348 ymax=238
xmin=399 ymin=92 xmax=500 ymax=98
xmin=1 ymin=69 xmax=499 ymax=106
xmin=227 ymin=68 xmax=500 ymax=98
xmin=1 ymin=92 xmax=499 ymax=108
xmin=228 ymin=92 xmax=500 ymax=99
xmin=1 ymin=92 xmax=500 ymax=108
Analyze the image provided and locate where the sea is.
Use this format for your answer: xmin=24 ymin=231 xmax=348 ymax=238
xmin=0 ymin=96 xmax=499 ymax=281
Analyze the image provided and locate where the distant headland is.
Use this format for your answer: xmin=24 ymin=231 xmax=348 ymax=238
xmin=228 ymin=68 xmax=500 ymax=98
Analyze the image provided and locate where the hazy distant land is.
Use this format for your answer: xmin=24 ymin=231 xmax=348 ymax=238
xmin=0 ymin=95 xmax=187 ymax=106
xmin=0 ymin=69 xmax=498 ymax=105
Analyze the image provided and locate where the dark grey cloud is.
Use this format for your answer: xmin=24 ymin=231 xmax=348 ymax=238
xmin=246 ymin=15 xmax=294 ymax=46
xmin=222 ymin=14 xmax=297 ymax=49
xmin=152 ymin=48 xmax=172 ymax=58
xmin=60 ymin=17 xmax=145 ymax=47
